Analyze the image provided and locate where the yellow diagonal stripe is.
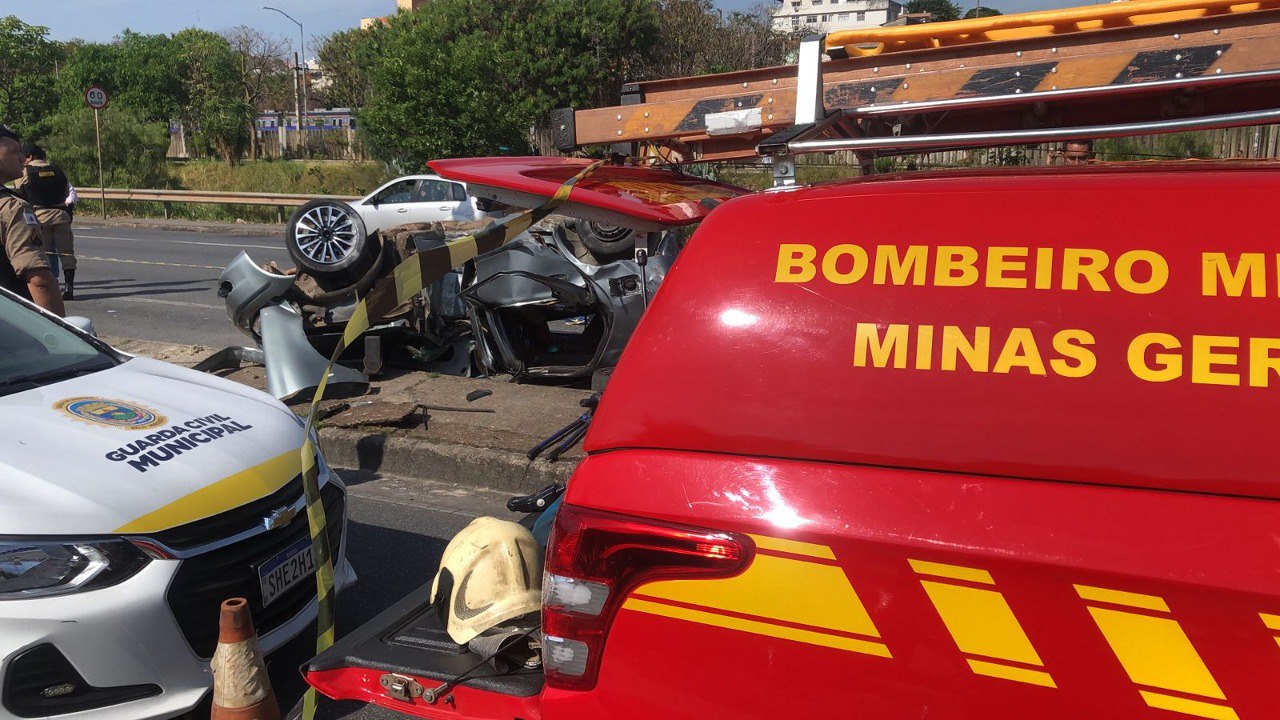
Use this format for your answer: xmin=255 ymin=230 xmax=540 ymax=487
xmin=1260 ymin=613 xmax=1280 ymax=631
xmin=1087 ymin=607 xmax=1226 ymax=700
xmin=446 ymin=234 xmax=479 ymax=268
xmin=967 ymin=659 xmax=1057 ymax=688
xmin=114 ymin=447 xmax=302 ymax=533
xmin=341 ymin=302 xmax=371 ymax=348
xmin=1075 ymin=584 xmax=1170 ymax=613
xmin=920 ymin=581 xmax=1045 ymax=666
xmin=623 ymin=598 xmax=892 ymax=658
xmin=638 ymin=553 xmax=883 ymax=638
xmin=1140 ymin=691 xmax=1240 ymax=720
xmin=910 ymin=559 xmax=994 ymax=585
xmin=394 ymin=256 xmax=425 ymax=304
xmin=637 ymin=550 xmax=880 ymax=635
xmin=749 ymin=534 xmax=836 ymax=560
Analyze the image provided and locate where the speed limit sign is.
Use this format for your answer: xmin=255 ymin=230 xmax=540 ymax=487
xmin=84 ymin=86 xmax=109 ymax=110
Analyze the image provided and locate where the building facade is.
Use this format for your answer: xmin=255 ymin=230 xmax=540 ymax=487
xmin=771 ymin=0 xmax=904 ymax=32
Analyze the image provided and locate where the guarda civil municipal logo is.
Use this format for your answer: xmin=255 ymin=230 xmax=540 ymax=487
xmin=54 ymin=398 xmax=167 ymax=431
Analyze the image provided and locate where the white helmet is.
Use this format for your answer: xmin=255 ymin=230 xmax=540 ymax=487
xmin=431 ymin=516 xmax=544 ymax=645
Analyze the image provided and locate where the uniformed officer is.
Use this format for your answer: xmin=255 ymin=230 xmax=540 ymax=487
xmin=0 ymin=124 xmax=65 ymax=316
xmin=15 ymin=143 xmax=77 ymax=300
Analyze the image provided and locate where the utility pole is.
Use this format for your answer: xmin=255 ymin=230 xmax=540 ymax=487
xmin=264 ymin=6 xmax=309 ymax=157
xmin=292 ymin=51 xmax=303 ymax=155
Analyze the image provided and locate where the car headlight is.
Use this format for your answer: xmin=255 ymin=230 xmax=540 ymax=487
xmin=0 ymin=540 xmax=149 ymax=600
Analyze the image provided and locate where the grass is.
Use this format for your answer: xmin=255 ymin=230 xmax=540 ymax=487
xmin=85 ymin=159 xmax=395 ymax=224
xmin=175 ymin=160 xmax=392 ymax=197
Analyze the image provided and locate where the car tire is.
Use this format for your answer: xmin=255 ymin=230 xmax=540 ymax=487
xmin=287 ymin=200 xmax=374 ymax=277
xmin=570 ymin=219 xmax=636 ymax=263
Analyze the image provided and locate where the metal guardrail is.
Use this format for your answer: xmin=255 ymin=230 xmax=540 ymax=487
xmin=91 ymin=188 xmax=362 ymax=222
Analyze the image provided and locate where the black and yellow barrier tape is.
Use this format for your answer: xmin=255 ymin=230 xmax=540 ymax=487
xmin=298 ymin=161 xmax=601 ymax=719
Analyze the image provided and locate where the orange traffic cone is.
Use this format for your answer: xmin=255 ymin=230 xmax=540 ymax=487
xmin=210 ymin=598 xmax=280 ymax=720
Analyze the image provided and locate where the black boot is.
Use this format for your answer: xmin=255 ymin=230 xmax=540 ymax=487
xmin=62 ymin=269 xmax=75 ymax=301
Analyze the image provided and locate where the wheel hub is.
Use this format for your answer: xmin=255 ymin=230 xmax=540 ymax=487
xmin=294 ymin=205 xmax=359 ymax=265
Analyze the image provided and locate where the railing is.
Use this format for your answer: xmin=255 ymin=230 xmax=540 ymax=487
xmin=90 ymin=188 xmax=361 ymax=222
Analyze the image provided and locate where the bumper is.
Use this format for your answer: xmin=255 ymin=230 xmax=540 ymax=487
xmin=0 ymin=500 xmax=355 ymax=720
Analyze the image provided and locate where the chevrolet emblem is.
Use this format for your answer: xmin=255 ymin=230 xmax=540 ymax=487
xmin=262 ymin=504 xmax=300 ymax=531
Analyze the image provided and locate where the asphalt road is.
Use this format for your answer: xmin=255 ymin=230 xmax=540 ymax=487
xmin=264 ymin=468 xmax=519 ymax=720
xmin=64 ymin=224 xmax=290 ymax=349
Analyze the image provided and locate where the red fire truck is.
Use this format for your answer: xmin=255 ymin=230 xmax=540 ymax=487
xmin=305 ymin=1 xmax=1280 ymax=718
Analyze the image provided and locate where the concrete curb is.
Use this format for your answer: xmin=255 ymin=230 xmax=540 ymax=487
xmin=319 ymin=428 xmax=573 ymax=494
xmin=104 ymin=336 xmax=582 ymax=495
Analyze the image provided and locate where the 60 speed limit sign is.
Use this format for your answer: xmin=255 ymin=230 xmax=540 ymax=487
xmin=84 ymin=86 xmax=109 ymax=110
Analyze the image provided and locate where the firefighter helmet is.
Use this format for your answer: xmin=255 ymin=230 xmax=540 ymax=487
xmin=431 ymin=516 xmax=543 ymax=645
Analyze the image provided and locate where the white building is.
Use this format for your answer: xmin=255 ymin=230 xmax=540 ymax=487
xmin=771 ymin=0 xmax=904 ymax=33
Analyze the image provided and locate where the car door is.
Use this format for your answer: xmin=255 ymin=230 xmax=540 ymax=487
xmin=359 ymin=178 xmax=420 ymax=233
xmin=412 ymin=178 xmax=470 ymax=223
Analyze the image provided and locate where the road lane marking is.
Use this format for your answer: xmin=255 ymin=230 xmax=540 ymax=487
xmin=74 ymin=255 xmax=226 ymax=270
xmin=77 ymin=234 xmax=281 ymax=250
xmin=102 ymin=296 xmax=222 ymax=310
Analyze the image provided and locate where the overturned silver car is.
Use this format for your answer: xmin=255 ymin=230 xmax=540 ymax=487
xmin=213 ymin=158 xmax=745 ymax=400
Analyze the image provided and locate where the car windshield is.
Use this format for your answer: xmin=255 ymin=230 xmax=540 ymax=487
xmin=0 ymin=296 xmax=118 ymax=398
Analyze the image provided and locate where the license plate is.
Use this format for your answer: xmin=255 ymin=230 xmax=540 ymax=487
xmin=257 ymin=537 xmax=316 ymax=608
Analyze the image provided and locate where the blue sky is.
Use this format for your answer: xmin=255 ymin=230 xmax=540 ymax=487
xmin=15 ymin=0 xmax=1076 ymax=47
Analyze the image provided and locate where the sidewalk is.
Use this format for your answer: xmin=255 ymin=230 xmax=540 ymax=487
xmin=105 ymin=337 xmax=589 ymax=493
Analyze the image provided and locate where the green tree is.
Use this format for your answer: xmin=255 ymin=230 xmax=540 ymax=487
xmin=708 ymin=8 xmax=798 ymax=75
xmin=174 ymin=29 xmax=254 ymax=162
xmin=501 ymin=0 xmax=660 ymax=109
xmin=224 ymin=26 xmax=292 ymax=158
xmin=57 ymin=32 xmax=185 ymax=122
xmin=359 ymin=0 xmax=660 ymax=165
xmin=963 ymin=6 xmax=1003 ymax=18
xmin=0 ymin=16 xmax=62 ymax=137
xmin=906 ymin=0 xmax=962 ymax=21
xmin=56 ymin=30 xmax=253 ymax=161
xmin=316 ymin=28 xmax=377 ymax=110
xmin=41 ymin=106 xmax=172 ymax=189
xmin=643 ymin=2 xmax=794 ymax=80
xmin=647 ymin=0 xmax=723 ymax=79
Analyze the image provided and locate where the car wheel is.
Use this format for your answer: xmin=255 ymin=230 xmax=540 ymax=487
xmin=570 ymin=219 xmax=636 ymax=263
xmin=287 ymin=200 xmax=372 ymax=276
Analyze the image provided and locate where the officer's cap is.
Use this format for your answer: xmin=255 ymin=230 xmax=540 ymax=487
xmin=0 ymin=124 xmax=19 ymax=144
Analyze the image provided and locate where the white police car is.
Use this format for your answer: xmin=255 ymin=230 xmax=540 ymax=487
xmin=0 ymin=288 xmax=355 ymax=719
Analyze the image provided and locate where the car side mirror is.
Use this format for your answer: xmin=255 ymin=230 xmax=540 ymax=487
xmin=65 ymin=315 xmax=97 ymax=337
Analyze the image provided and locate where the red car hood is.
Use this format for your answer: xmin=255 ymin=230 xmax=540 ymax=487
xmin=429 ymin=156 xmax=747 ymax=231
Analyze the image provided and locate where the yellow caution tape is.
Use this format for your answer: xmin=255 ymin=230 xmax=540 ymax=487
xmin=299 ymin=160 xmax=601 ymax=719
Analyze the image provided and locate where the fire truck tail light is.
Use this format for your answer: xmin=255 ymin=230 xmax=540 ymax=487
xmin=543 ymin=635 xmax=591 ymax=677
xmin=543 ymin=574 xmax=609 ymax=616
xmin=541 ymin=504 xmax=753 ymax=691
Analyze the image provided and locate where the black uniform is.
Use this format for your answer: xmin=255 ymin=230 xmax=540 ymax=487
xmin=15 ymin=158 xmax=76 ymax=298
xmin=19 ymin=161 xmax=71 ymax=211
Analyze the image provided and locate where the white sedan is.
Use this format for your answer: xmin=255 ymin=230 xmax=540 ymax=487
xmin=286 ymin=174 xmax=494 ymax=282
xmin=0 ymin=288 xmax=355 ymax=719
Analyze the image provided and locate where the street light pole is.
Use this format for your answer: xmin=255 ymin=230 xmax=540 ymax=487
xmin=264 ymin=6 xmax=309 ymax=157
